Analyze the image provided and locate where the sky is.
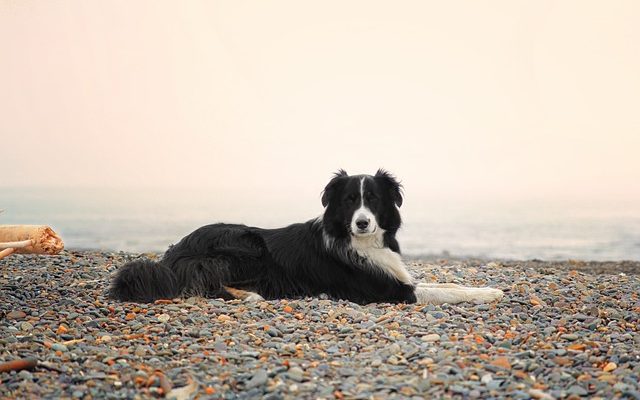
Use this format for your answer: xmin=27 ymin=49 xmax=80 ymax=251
xmin=1 ymin=0 xmax=639 ymax=208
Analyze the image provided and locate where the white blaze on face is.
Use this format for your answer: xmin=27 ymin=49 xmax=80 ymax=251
xmin=351 ymin=177 xmax=378 ymax=236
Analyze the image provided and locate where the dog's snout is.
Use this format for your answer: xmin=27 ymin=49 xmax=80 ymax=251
xmin=356 ymin=218 xmax=370 ymax=230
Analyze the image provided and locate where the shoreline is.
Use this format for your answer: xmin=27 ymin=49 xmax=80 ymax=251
xmin=62 ymin=248 xmax=640 ymax=274
xmin=1 ymin=251 xmax=639 ymax=398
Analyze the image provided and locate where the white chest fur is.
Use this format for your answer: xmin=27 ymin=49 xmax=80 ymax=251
xmin=350 ymin=231 xmax=413 ymax=285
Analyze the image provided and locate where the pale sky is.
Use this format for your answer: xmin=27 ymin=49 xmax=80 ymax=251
xmin=2 ymin=0 xmax=639 ymax=205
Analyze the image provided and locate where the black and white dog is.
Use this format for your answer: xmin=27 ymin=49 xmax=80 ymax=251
xmin=109 ymin=170 xmax=503 ymax=305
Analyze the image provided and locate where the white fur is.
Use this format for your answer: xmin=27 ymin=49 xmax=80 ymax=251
xmin=350 ymin=229 xmax=414 ymax=285
xmin=350 ymin=177 xmax=378 ymax=237
xmin=414 ymin=282 xmax=504 ymax=305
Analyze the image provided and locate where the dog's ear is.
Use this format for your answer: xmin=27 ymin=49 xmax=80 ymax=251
xmin=375 ymin=169 xmax=403 ymax=207
xmin=321 ymin=169 xmax=348 ymax=207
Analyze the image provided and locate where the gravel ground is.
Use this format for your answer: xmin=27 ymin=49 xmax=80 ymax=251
xmin=1 ymin=251 xmax=639 ymax=399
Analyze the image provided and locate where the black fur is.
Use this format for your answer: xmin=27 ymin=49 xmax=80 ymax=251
xmin=109 ymin=169 xmax=416 ymax=305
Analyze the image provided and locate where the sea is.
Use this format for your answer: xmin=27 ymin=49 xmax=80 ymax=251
xmin=1 ymin=187 xmax=639 ymax=261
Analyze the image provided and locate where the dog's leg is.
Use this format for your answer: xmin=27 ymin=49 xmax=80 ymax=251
xmin=223 ymin=286 xmax=265 ymax=302
xmin=414 ymin=282 xmax=504 ymax=305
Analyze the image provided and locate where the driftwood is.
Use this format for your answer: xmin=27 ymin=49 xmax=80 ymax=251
xmin=0 ymin=225 xmax=64 ymax=260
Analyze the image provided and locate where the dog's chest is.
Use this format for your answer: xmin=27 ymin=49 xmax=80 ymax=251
xmin=350 ymin=235 xmax=413 ymax=285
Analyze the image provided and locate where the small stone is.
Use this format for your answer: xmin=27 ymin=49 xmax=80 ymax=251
xmin=481 ymin=374 xmax=493 ymax=384
xmin=287 ymin=367 xmax=305 ymax=382
xmin=613 ymin=383 xmax=629 ymax=392
xmin=7 ymin=311 xmax=27 ymax=320
xmin=246 ymin=369 xmax=269 ymax=389
xmin=486 ymin=380 xmax=503 ymax=390
xmin=528 ymin=388 xmax=554 ymax=400
xmin=421 ymin=334 xmax=440 ymax=342
xmin=20 ymin=321 xmax=33 ymax=331
xmin=51 ymin=343 xmax=69 ymax=352
xmin=603 ymin=362 xmax=617 ymax=372
xmin=156 ymin=314 xmax=170 ymax=323
xmin=266 ymin=327 xmax=282 ymax=337
xmin=566 ymin=385 xmax=588 ymax=396
xmin=573 ymin=314 xmax=588 ymax=321
xmin=561 ymin=334 xmax=579 ymax=341
xmin=299 ymin=382 xmax=317 ymax=392
xmin=386 ymin=343 xmax=401 ymax=355
xmin=450 ymin=385 xmax=468 ymax=394
xmin=489 ymin=357 xmax=511 ymax=370
xmin=17 ymin=370 xmax=33 ymax=380
xmin=387 ymin=355 xmax=400 ymax=365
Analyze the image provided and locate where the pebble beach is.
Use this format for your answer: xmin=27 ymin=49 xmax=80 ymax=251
xmin=1 ymin=251 xmax=639 ymax=399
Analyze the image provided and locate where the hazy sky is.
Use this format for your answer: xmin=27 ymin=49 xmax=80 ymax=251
xmin=2 ymin=0 xmax=639 ymax=204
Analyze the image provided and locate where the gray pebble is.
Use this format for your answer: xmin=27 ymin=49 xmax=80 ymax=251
xmin=246 ymin=369 xmax=269 ymax=389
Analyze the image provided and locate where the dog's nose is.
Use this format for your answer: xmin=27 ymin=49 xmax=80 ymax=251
xmin=356 ymin=218 xmax=370 ymax=230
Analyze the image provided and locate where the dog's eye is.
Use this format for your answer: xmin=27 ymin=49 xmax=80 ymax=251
xmin=365 ymin=192 xmax=378 ymax=202
xmin=345 ymin=194 xmax=357 ymax=204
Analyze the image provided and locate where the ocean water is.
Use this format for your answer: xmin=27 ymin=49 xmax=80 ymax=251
xmin=1 ymin=188 xmax=639 ymax=261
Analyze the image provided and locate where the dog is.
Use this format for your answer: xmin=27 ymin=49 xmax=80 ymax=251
xmin=109 ymin=170 xmax=503 ymax=305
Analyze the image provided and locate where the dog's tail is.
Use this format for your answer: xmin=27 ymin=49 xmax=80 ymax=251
xmin=109 ymin=259 xmax=180 ymax=303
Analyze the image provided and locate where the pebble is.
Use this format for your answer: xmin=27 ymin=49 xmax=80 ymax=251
xmin=421 ymin=334 xmax=440 ymax=342
xmin=20 ymin=321 xmax=33 ymax=331
xmin=567 ymin=384 xmax=589 ymax=396
xmin=287 ymin=367 xmax=305 ymax=382
xmin=0 ymin=251 xmax=638 ymax=399
xmin=246 ymin=369 xmax=269 ymax=389
xmin=481 ymin=374 xmax=493 ymax=384
xmin=7 ymin=310 xmax=27 ymax=320
xmin=156 ymin=314 xmax=170 ymax=323
xmin=51 ymin=343 xmax=68 ymax=352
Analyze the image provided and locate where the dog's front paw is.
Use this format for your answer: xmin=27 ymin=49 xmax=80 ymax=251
xmin=473 ymin=288 xmax=504 ymax=304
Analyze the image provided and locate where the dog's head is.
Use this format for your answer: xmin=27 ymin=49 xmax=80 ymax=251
xmin=321 ymin=169 xmax=403 ymax=239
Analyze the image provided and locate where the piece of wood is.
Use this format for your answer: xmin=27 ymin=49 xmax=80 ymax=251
xmin=0 ymin=225 xmax=64 ymax=255
xmin=0 ymin=247 xmax=15 ymax=260
xmin=0 ymin=239 xmax=33 ymax=250
xmin=0 ymin=358 xmax=38 ymax=373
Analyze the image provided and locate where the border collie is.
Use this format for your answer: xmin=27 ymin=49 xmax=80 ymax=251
xmin=109 ymin=170 xmax=503 ymax=305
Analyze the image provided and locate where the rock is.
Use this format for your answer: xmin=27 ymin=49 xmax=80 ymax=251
xmin=246 ymin=369 xmax=269 ymax=389
xmin=156 ymin=314 xmax=170 ymax=323
xmin=19 ymin=321 xmax=34 ymax=331
xmin=566 ymin=385 xmax=588 ymax=396
xmin=449 ymin=385 xmax=468 ymax=395
xmin=7 ymin=311 xmax=27 ymax=320
xmin=287 ymin=367 xmax=304 ymax=382
xmin=421 ymin=334 xmax=440 ymax=342
xmin=529 ymin=388 xmax=554 ymax=399
xmin=51 ymin=343 xmax=68 ymax=352
xmin=481 ymin=374 xmax=493 ymax=384
xmin=266 ymin=327 xmax=282 ymax=337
